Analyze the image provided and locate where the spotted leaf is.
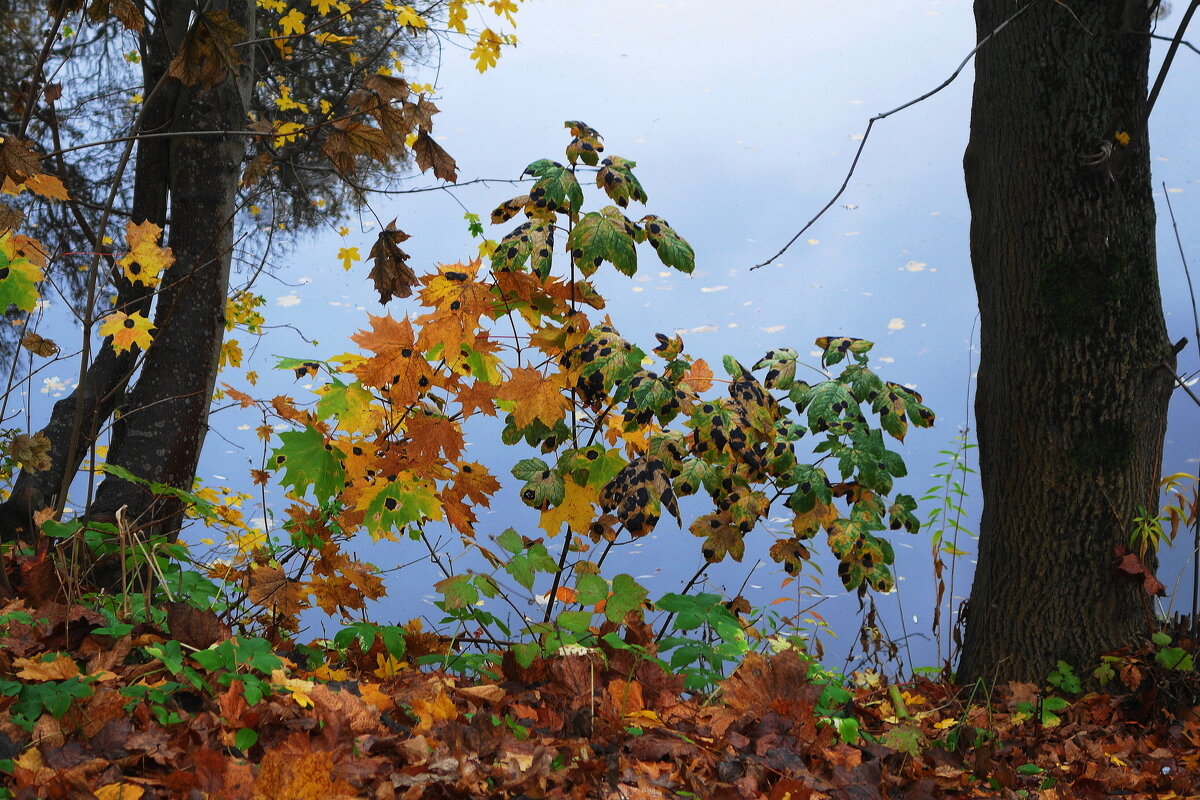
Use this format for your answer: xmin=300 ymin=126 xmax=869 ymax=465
xmin=639 ymin=215 xmax=693 ymax=273
xmin=523 ymin=158 xmax=583 ymax=214
xmin=567 ymin=206 xmax=642 ymax=277
xmin=596 ymin=156 xmax=647 ymax=208
xmin=564 ymin=120 xmax=604 ymax=166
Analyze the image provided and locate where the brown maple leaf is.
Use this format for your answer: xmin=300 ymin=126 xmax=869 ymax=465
xmin=414 ymin=131 xmax=458 ymax=183
xmin=367 ymin=220 xmax=418 ymax=303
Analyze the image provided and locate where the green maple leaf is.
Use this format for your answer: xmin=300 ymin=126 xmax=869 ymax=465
xmin=806 ymin=380 xmax=862 ymax=435
xmin=361 ymin=475 xmax=442 ymax=538
xmin=0 ymin=246 xmax=44 ymax=313
xmin=558 ymin=445 xmax=627 ymax=490
xmin=270 ymin=425 xmax=345 ymax=503
xmin=523 ymin=158 xmax=583 ymax=214
xmin=596 ymin=156 xmax=647 ymax=208
xmin=815 ymin=336 xmax=873 ymax=367
xmin=639 ymin=215 xmax=694 ymax=273
xmin=491 ymin=218 xmax=555 ymax=277
xmin=605 ymin=573 xmax=648 ymax=623
xmin=624 ymin=369 xmax=681 ymax=427
xmin=516 ymin=462 xmax=565 ymax=510
xmin=887 ymin=493 xmax=920 ymax=533
xmin=567 ymin=206 xmax=643 ymax=277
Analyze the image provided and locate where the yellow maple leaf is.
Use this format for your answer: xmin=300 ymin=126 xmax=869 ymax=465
xmin=271 ymin=668 xmax=315 ymax=708
xmin=411 ymin=687 xmax=458 ymax=732
xmin=99 ymin=310 xmax=155 ymax=353
xmin=274 ymin=84 xmax=309 ymax=112
xmin=273 ymin=120 xmax=305 ymax=147
xmin=24 ymin=173 xmax=69 ymax=201
xmin=396 ymin=4 xmax=427 ymax=27
xmin=488 ymin=0 xmax=518 ymax=24
xmin=119 ymin=220 xmax=173 ymax=286
xmin=315 ymin=31 xmax=355 ymax=45
xmin=539 ymin=479 xmax=598 ymax=537
xmin=337 ymin=246 xmax=360 ymax=271
xmin=470 ymin=28 xmax=503 ymax=72
xmin=280 ymin=7 xmax=306 ymax=35
xmin=14 ymin=654 xmax=80 ymax=681
xmin=258 ymin=0 xmax=286 ymax=11
xmin=311 ymin=0 xmax=337 ymax=14
xmin=94 ymin=784 xmax=143 ymax=800
xmin=448 ymin=0 xmax=468 ymax=33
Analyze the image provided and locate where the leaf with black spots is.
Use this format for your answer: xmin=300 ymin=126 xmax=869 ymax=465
xmin=689 ymin=513 xmax=745 ymax=563
xmin=596 ymin=156 xmax=647 ymax=208
xmin=842 ymin=363 xmax=885 ymax=405
xmin=523 ymin=158 xmax=583 ymax=214
xmin=491 ymin=218 xmax=555 ymax=278
xmin=672 ymin=456 xmax=717 ymax=498
xmin=558 ymin=445 xmax=628 ymax=491
xmin=786 ymin=465 xmax=833 ymax=513
xmin=753 ymin=348 xmax=800 ymax=390
xmin=639 ymin=214 xmax=694 ymax=273
xmin=368 ymin=221 xmax=417 ymax=303
xmin=356 ymin=474 xmax=443 ymax=540
xmin=564 ymin=120 xmax=604 ymax=166
xmin=770 ymin=538 xmax=812 ymax=575
xmin=490 ymin=195 xmax=532 ymax=224
xmin=518 ymin=464 xmax=565 ymax=511
xmin=600 ymin=457 xmax=680 ymax=537
xmin=887 ymin=493 xmax=920 ymax=533
xmin=561 ymin=324 xmax=645 ymax=405
xmin=623 ymin=369 xmax=682 ymax=428
xmin=567 ymin=206 xmax=642 ymax=277
xmin=806 ymin=380 xmax=861 ymax=436
xmin=814 ymin=335 xmax=873 ymax=367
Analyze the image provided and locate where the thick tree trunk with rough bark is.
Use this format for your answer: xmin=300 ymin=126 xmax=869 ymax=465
xmin=958 ymin=0 xmax=1175 ymax=684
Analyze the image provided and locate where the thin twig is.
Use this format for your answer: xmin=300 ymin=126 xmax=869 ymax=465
xmin=753 ymin=0 xmax=1037 ymax=270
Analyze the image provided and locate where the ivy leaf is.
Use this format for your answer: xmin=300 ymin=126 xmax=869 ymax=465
xmin=523 ymin=158 xmax=583 ymax=214
xmin=491 ymin=219 xmax=555 ymax=278
xmin=567 ymin=207 xmax=642 ymax=277
xmin=596 ymin=156 xmax=647 ymax=208
xmin=815 ymin=336 xmax=873 ymax=367
xmin=753 ymin=348 xmax=799 ymax=390
xmin=564 ymin=120 xmax=604 ymax=166
xmin=270 ymin=425 xmax=346 ymax=503
xmin=639 ymin=215 xmax=694 ymax=273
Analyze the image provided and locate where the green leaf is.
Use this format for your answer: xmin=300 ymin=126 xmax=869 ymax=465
xmin=523 ymin=159 xmax=583 ymax=214
xmin=806 ymin=381 xmax=859 ymax=435
xmin=754 ymin=348 xmax=800 ymax=390
xmin=496 ymin=527 xmax=525 ymax=555
xmin=0 ymin=243 xmax=44 ymax=313
xmin=568 ymin=207 xmax=641 ymax=277
xmin=639 ymin=215 xmax=694 ymax=273
xmin=234 ymin=728 xmax=258 ymax=752
xmin=504 ymin=539 xmax=559 ymax=590
xmin=491 ymin=218 xmax=555 ymax=278
xmin=1016 ymin=764 xmax=1045 ymax=776
xmin=435 ymin=574 xmax=478 ymax=610
xmin=575 ymin=572 xmax=609 ymax=605
xmin=361 ymin=475 xmax=442 ymax=538
xmin=595 ymin=156 xmax=647 ymax=208
xmin=557 ymin=610 xmax=593 ymax=633
xmin=815 ymin=336 xmax=873 ymax=367
xmin=519 ymin=466 xmax=565 ymax=510
xmin=512 ymin=457 xmax=551 ymax=481
xmin=605 ymin=574 xmax=648 ymax=623
xmin=269 ymin=425 xmax=346 ymax=503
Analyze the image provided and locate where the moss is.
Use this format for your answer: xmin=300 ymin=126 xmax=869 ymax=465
xmin=1068 ymin=421 xmax=1135 ymax=473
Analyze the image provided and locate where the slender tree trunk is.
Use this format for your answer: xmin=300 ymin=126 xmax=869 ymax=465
xmin=958 ymin=0 xmax=1175 ymax=684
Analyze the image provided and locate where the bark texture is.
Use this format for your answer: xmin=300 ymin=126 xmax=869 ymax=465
xmin=958 ymin=0 xmax=1174 ymax=684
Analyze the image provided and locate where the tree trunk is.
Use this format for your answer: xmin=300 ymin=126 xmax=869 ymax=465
xmin=89 ymin=0 xmax=256 ymax=536
xmin=958 ymin=0 xmax=1175 ymax=684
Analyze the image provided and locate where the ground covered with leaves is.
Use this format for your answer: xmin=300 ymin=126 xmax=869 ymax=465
xmin=1 ymin=598 xmax=1198 ymax=800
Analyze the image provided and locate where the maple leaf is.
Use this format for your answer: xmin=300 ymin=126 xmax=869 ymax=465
xmin=690 ymin=512 xmax=745 ymax=562
xmin=492 ymin=218 xmax=555 ymax=278
xmin=497 ymin=366 xmax=570 ymax=430
xmin=596 ymin=156 xmax=648 ymax=208
xmin=168 ymin=9 xmax=245 ymax=87
xmin=640 ymin=214 xmax=695 ymax=273
xmin=411 ymin=687 xmax=458 ymax=732
xmin=417 ymin=259 xmax=493 ymax=318
xmin=279 ymin=7 xmax=306 ymax=35
xmin=350 ymin=314 xmax=433 ymax=406
xmin=315 ymin=380 xmax=381 ymax=434
xmin=248 ymin=564 xmax=306 ymax=619
xmin=99 ymin=310 xmax=154 ymax=353
xmin=403 ymin=410 xmax=465 ymax=469
xmin=353 ymin=473 xmax=443 ymax=540
xmin=524 ymin=158 xmax=584 ymax=214
xmin=23 ymin=172 xmax=69 ymax=201
xmin=470 ymin=28 xmax=503 ymax=72
xmin=600 ymin=457 xmax=680 ymax=537
xmin=568 ymin=206 xmax=643 ymax=277
xmin=565 ymin=120 xmax=604 ymax=166
xmin=0 ymin=232 xmax=44 ymax=312
xmin=337 ymin=246 xmax=359 ymax=271
xmin=414 ymin=131 xmax=458 ymax=183
xmin=118 ymin=219 xmax=173 ymax=286
xmin=270 ymin=425 xmax=346 ymax=503
xmin=539 ymin=479 xmax=599 ymax=537
xmin=0 ymin=137 xmax=40 ymax=184
xmin=367 ymin=220 xmax=417 ymax=303
xmin=396 ymin=4 xmax=427 ymax=27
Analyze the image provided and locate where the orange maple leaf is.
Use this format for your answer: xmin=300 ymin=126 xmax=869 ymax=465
xmin=99 ymin=310 xmax=154 ymax=353
xmin=497 ymin=366 xmax=570 ymax=430
xmin=350 ymin=314 xmax=433 ymax=406
xmin=403 ymin=411 xmax=465 ymax=469
xmin=118 ymin=219 xmax=173 ymax=286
